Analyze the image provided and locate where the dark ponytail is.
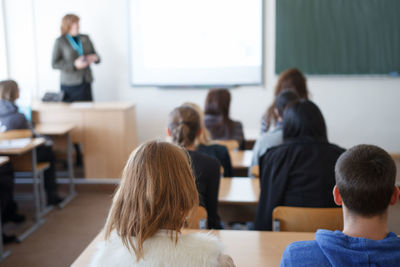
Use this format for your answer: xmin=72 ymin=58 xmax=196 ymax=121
xmin=168 ymin=106 xmax=200 ymax=148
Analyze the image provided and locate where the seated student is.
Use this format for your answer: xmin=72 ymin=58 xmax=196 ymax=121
xmin=204 ymin=89 xmax=245 ymax=150
xmin=280 ymin=145 xmax=400 ymax=266
xmin=262 ymin=68 xmax=309 ymax=133
xmin=250 ymin=90 xmax=300 ymax=176
xmin=254 ymin=100 xmax=345 ymax=230
xmin=184 ymin=102 xmax=233 ymax=177
xmin=168 ymin=105 xmax=222 ymax=229
xmin=0 ymin=162 xmax=25 ymax=243
xmin=0 ymin=80 xmax=62 ymax=205
xmin=90 ymin=141 xmax=235 ymax=267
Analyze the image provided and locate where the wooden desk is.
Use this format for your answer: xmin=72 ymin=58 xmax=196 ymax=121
xmin=219 ymin=177 xmax=259 ymax=205
xmin=218 ymin=177 xmax=259 ymax=222
xmin=32 ymin=102 xmax=137 ymax=178
xmin=0 ymin=157 xmax=10 ymax=262
xmin=35 ymin=123 xmax=76 ymax=208
xmin=229 ymin=150 xmax=253 ymax=176
xmin=71 ymin=230 xmax=315 ymax=267
xmin=0 ymin=138 xmax=46 ymax=242
xmin=229 ymin=150 xmax=252 ymax=169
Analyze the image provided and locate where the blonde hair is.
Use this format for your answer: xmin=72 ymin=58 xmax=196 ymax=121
xmin=0 ymin=80 xmax=19 ymax=103
xmin=104 ymin=140 xmax=199 ymax=260
xmin=168 ymin=105 xmax=200 ymax=148
xmin=182 ymin=102 xmax=211 ymax=145
xmin=61 ymin=14 xmax=80 ymax=35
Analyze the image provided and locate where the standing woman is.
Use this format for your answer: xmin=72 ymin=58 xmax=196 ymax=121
xmin=52 ymin=14 xmax=100 ymax=102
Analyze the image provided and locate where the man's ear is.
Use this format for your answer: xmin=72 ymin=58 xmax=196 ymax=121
xmin=166 ymin=128 xmax=172 ymax=137
xmin=333 ymin=185 xmax=343 ymax=206
xmin=197 ymin=128 xmax=202 ymax=137
xmin=389 ymin=186 xmax=400 ymax=206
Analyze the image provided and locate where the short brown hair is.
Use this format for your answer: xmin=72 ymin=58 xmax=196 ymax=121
xmin=168 ymin=105 xmax=200 ymax=148
xmin=0 ymin=80 xmax=19 ymax=103
xmin=61 ymin=14 xmax=79 ymax=35
xmin=335 ymin=144 xmax=396 ymax=217
xmin=104 ymin=140 xmax=199 ymax=260
xmin=264 ymin=68 xmax=309 ymax=131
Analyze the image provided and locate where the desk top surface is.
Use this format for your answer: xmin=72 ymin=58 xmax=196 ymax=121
xmin=32 ymin=101 xmax=135 ymax=111
xmin=219 ymin=177 xmax=259 ymax=204
xmin=71 ymin=229 xmax=315 ymax=267
xmin=0 ymin=156 xmax=9 ymax=167
xmin=0 ymin=138 xmax=45 ymax=155
xmin=229 ymin=150 xmax=253 ymax=168
xmin=35 ymin=123 xmax=75 ymax=135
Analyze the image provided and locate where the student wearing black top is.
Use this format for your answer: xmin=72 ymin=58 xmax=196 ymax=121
xmin=254 ymin=100 xmax=345 ymax=230
xmin=168 ymin=105 xmax=222 ymax=229
xmin=183 ymin=102 xmax=233 ymax=177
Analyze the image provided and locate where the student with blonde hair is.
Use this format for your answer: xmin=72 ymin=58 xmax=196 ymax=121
xmin=168 ymin=105 xmax=222 ymax=229
xmin=90 ymin=141 xmax=234 ymax=267
xmin=184 ymin=102 xmax=233 ymax=177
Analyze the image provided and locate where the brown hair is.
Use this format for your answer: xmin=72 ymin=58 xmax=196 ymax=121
xmin=182 ymin=102 xmax=211 ymax=145
xmin=0 ymin=80 xmax=19 ymax=103
xmin=264 ymin=68 xmax=309 ymax=131
xmin=104 ymin=140 xmax=199 ymax=260
xmin=61 ymin=14 xmax=80 ymax=35
xmin=335 ymin=144 xmax=397 ymax=217
xmin=204 ymin=89 xmax=232 ymax=126
xmin=168 ymin=105 xmax=201 ymax=148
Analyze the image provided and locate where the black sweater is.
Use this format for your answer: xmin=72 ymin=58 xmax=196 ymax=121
xmin=254 ymin=137 xmax=345 ymax=230
xmin=196 ymin=144 xmax=233 ymax=177
xmin=188 ymin=150 xmax=222 ymax=229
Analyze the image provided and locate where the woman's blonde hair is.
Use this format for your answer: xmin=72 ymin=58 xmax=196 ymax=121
xmin=182 ymin=102 xmax=211 ymax=145
xmin=104 ymin=140 xmax=199 ymax=260
xmin=61 ymin=14 xmax=80 ymax=35
xmin=0 ymin=80 xmax=19 ymax=103
xmin=168 ymin=105 xmax=201 ymax=148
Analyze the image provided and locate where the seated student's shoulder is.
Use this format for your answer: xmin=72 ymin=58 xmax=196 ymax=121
xmin=280 ymin=239 xmax=329 ymax=267
xmin=190 ymin=150 xmax=220 ymax=170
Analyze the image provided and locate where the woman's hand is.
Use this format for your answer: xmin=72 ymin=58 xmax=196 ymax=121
xmin=87 ymin=54 xmax=99 ymax=64
xmin=74 ymin=56 xmax=89 ymax=69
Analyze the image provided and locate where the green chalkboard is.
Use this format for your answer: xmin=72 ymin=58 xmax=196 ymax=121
xmin=275 ymin=0 xmax=400 ymax=75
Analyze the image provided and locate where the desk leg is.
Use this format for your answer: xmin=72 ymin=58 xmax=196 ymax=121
xmin=58 ymin=132 xmax=76 ymax=209
xmin=17 ymin=149 xmax=45 ymax=242
xmin=0 ymin=210 xmax=11 ymax=262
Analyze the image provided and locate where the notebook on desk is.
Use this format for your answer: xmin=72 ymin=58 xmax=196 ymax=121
xmin=0 ymin=138 xmax=31 ymax=150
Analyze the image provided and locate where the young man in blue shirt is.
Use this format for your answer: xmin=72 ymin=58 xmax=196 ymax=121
xmin=280 ymin=144 xmax=400 ymax=267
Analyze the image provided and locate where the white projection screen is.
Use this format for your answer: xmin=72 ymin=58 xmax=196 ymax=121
xmin=128 ymin=0 xmax=263 ymax=87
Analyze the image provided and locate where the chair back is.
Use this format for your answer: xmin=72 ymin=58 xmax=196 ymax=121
xmin=0 ymin=129 xmax=32 ymax=140
xmin=186 ymin=206 xmax=207 ymax=229
xmin=272 ymin=206 xmax=343 ymax=232
xmin=213 ymin=140 xmax=239 ymax=151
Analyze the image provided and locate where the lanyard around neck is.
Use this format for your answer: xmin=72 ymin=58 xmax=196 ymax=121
xmin=66 ymin=34 xmax=83 ymax=56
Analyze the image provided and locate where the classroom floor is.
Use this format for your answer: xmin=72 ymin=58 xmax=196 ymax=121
xmin=2 ymin=186 xmax=400 ymax=267
xmin=2 ymin=188 xmax=113 ymax=267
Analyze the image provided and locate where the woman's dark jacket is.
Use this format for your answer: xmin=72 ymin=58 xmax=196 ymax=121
xmin=254 ymin=136 xmax=345 ymax=230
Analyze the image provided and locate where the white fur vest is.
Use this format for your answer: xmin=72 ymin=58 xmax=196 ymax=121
xmin=89 ymin=230 xmax=227 ymax=267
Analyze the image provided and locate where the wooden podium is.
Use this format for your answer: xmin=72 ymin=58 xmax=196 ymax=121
xmin=32 ymin=102 xmax=137 ymax=178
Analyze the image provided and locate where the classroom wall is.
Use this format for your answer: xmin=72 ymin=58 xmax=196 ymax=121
xmin=3 ymin=0 xmax=400 ymax=151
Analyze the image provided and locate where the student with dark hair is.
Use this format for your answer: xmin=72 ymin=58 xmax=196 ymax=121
xmin=254 ymin=100 xmax=345 ymax=230
xmin=281 ymin=145 xmax=400 ymax=266
xmin=250 ymin=90 xmax=300 ymax=176
xmin=262 ymin=68 xmax=309 ymax=133
xmin=168 ymin=105 xmax=222 ymax=229
xmin=204 ymin=89 xmax=245 ymax=149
